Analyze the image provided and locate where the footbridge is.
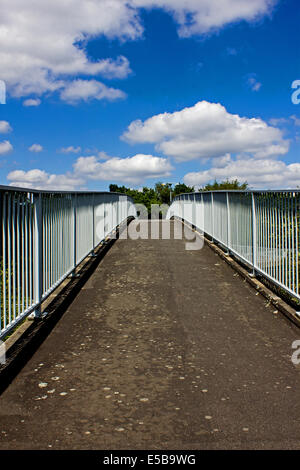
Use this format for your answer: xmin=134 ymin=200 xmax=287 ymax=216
xmin=0 ymin=187 xmax=300 ymax=450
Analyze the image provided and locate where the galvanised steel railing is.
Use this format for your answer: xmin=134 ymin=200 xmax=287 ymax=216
xmin=167 ymin=191 xmax=300 ymax=302
xmin=0 ymin=186 xmax=136 ymax=340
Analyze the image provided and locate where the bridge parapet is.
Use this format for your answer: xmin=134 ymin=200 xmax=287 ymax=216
xmin=0 ymin=186 xmax=136 ymax=339
xmin=167 ymin=190 xmax=300 ymax=303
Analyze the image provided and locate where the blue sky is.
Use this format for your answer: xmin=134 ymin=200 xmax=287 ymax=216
xmin=0 ymin=0 xmax=300 ymax=190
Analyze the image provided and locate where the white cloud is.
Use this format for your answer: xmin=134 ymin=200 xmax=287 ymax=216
xmin=133 ymin=0 xmax=276 ymax=36
xmin=184 ymin=155 xmax=300 ymax=189
xmin=122 ymin=101 xmax=289 ymax=162
xmin=28 ymin=143 xmax=43 ymax=153
xmin=0 ymin=121 xmax=12 ymax=133
xmin=98 ymin=151 xmax=115 ymax=160
xmin=23 ymin=98 xmax=41 ymax=107
xmin=60 ymin=79 xmax=126 ymax=104
xmin=7 ymin=169 xmax=84 ymax=191
xmin=59 ymin=146 xmax=82 ymax=154
xmin=0 ymin=1 xmax=137 ymax=98
xmin=73 ymin=153 xmax=173 ymax=184
xmin=0 ymin=0 xmax=276 ymax=99
xmin=269 ymin=117 xmax=289 ymax=126
xmin=6 ymin=153 xmax=173 ymax=189
xmin=269 ymin=115 xmax=300 ymax=129
xmin=0 ymin=140 xmax=13 ymax=155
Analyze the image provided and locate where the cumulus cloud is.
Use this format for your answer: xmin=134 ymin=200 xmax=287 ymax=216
xmin=73 ymin=153 xmax=173 ymax=184
xmin=60 ymin=80 xmax=126 ymax=104
xmin=0 ymin=121 xmax=12 ymax=133
xmin=28 ymin=144 xmax=43 ymax=153
xmin=183 ymin=155 xmax=300 ymax=189
xmin=122 ymin=101 xmax=289 ymax=162
xmin=7 ymin=153 xmax=173 ymax=189
xmin=132 ymin=0 xmax=276 ymax=37
xmin=0 ymin=1 xmax=137 ymax=98
xmin=0 ymin=0 xmax=276 ymax=99
xmin=23 ymin=98 xmax=41 ymax=107
xmin=59 ymin=146 xmax=82 ymax=154
xmin=0 ymin=140 xmax=13 ymax=155
xmin=7 ymin=169 xmax=84 ymax=191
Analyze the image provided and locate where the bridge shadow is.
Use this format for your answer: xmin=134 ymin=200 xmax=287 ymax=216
xmin=0 ymin=219 xmax=133 ymax=396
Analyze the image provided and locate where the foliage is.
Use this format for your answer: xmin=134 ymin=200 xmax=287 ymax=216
xmin=201 ymin=179 xmax=248 ymax=191
xmin=110 ymin=179 xmax=248 ymax=212
xmin=109 ymin=182 xmax=196 ymax=213
xmin=173 ymin=183 xmax=195 ymax=196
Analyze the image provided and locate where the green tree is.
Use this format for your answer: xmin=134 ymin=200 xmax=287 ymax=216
xmin=155 ymin=182 xmax=172 ymax=204
xmin=109 ymin=183 xmax=160 ymax=214
xmin=201 ymin=179 xmax=248 ymax=191
xmin=109 ymin=184 xmax=127 ymax=194
xmin=173 ymin=183 xmax=195 ymax=196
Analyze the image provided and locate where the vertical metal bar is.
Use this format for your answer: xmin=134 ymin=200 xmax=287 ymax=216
xmin=291 ymin=193 xmax=295 ymax=292
xmin=284 ymin=193 xmax=288 ymax=289
xmin=296 ymin=193 xmax=299 ymax=295
xmin=211 ymin=192 xmax=214 ymax=242
xmin=72 ymin=194 xmax=78 ymax=275
xmin=7 ymin=193 xmax=12 ymax=325
xmin=30 ymin=195 xmax=34 ymax=307
xmin=21 ymin=194 xmax=25 ymax=314
xmin=251 ymin=192 xmax=257 ymax=276
xmin=33 ymin=193 xmax=43 ymax=318
xmin=12 ymin=195 xmax=16 ymax=323
xmin=24 ymin=196 xmax=28 ymax=310
xmin=280 ymin=193 xmax=284 ymax=286
xmin=226 ymin=192 xmax=231 ymax=254
xmin=288 ymin=195 xmax=291 ymax=290
xmin=2 ymin=194 xmax=7 ymax=330
xmin=16 ymin=194 xmax=21 ymax=318
xmin=91 ymin=194 xmax=96 ymax=256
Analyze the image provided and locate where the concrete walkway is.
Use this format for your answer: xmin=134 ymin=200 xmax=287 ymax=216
xmin=0 ymin=220 xmax=300 ymax=450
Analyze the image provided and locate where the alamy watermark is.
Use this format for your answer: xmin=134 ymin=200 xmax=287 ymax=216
xmin=291 ymin=80 xmax=300 ymax=105
xmin=96 ymin=202 xmax=204 ymax=251
xmin=291 ymin=340 xmax=300 ymax=365
xmin=0 ymin=340 xmax=6 ymax=365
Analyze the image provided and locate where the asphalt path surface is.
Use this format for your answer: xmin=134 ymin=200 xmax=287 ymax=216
xmin=0 ymin=220 xmax=299 ymax=449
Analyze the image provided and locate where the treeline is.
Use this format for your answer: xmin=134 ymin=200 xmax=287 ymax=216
xmin=110 ymin=179 xmax=248 ymax=212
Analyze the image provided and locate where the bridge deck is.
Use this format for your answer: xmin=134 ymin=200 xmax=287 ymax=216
xmin=0 ymin=220 xmax=300 ymax=450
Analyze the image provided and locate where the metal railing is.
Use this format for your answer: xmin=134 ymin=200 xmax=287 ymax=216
xmin=0 ymin=186 xmax=136 ymax=340
xmin=167 ymin=191 xmax=300 ymax=302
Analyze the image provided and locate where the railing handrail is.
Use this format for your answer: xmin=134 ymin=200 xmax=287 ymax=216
xmin=174 ymin=189 xmax=300 ymax=197
xmin=0 ymin=184 xmax=134 ymax=198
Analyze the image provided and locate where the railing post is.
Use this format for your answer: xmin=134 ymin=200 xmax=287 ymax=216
xmin=211 ymin=192 xmax=214 ymax=242
xmin=92 ymin=194 xmax=95 ymax=249
xmin=201 ymin=192 xmax=204 ymax=233
xmin=191 ymin=194 xmax=196 ymax=229
xmin=251 ymin=192 xmax=257 ymax=277
xmin=33 ymin=193 xmax=43 ymax=318
xmin=70 ymin=194 xmax=80 ymax=277
xmin=89 ymin=194 xmax=97 ymax=257
xmin=226 ymin=192 xmax=231 ymax=255
xmin=73 ymin=194 xmax=77 ymax=270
